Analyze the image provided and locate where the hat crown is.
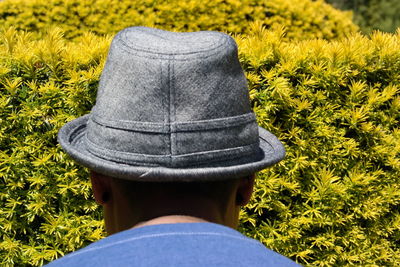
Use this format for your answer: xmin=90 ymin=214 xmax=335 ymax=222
xmin=85 ymin=26 xmax=259 ymax=169
xmin=93 ymin=27 xmax=251 ymax=123
xmin=120 ymin=26 xmax=227 ymax=54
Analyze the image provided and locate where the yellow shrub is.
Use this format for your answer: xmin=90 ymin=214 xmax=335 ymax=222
xmin=0 ymin=0 xmax=358 ymax=40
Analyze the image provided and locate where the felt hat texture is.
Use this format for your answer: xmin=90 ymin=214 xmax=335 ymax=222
xmin=58 ymin=26 xmax=285 ymax=181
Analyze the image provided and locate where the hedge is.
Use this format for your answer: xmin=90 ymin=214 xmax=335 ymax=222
xmin=0 ymin=25 xmax=399 ymax=266
xmin=0 ymin=0 xmax=358 ymax=40
xmin=0 ymin=28 xmax=108 ymax=266
xmin=236 ymin=24 xmax=400 ymax=266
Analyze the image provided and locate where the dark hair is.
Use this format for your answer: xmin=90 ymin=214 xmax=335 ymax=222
xmin=112 ymin=177 xmax=246 ymax=213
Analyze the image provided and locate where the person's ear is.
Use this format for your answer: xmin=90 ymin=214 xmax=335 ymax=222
xmin=235 ymin=174 xmax=255 ymax=206
xmin=90 ymin=171 xmax=112 ymax=205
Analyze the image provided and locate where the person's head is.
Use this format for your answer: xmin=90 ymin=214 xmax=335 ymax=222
xmin=58 ymin=26 xmax=285 ymax=235
xmin=90 ymin=171 xmax=255 ymax=234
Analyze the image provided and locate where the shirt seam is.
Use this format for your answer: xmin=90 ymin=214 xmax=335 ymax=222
xmin=61 ymin=231 xmax=265 ymax=260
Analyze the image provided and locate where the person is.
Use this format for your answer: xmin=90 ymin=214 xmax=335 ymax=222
xmin=48 ymin=26 xmax=300 ymax=266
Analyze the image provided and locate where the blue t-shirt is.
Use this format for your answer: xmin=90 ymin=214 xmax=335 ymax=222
xmin=46 ymin=222 xmax=300 ymax=266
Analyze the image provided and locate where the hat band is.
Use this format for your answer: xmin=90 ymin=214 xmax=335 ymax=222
xmin=90 ymin=112 xmax=256 ymax=133
xmin=85 ymin=134 xmax=260 ymax=168
xmin=85 ymin=113 xmax=260 ymax=168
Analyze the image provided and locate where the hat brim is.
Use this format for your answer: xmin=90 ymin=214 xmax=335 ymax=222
xmin=58 ymin=115 xmax=285 ymax=182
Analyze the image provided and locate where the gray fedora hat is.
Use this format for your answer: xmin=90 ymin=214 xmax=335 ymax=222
xmin=58 ymin=26 xmax=285 ymax=182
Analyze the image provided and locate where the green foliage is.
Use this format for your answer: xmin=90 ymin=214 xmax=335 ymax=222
xmin=326 ymin=0 xmax=400 ymax=33
xmin=237 ymin=24 xmax=400 ymax=266
xmin=0 ymin=0 xmax=358 ymax=40
xmin=1 ymin=25 xmax=399 ymax=266
xmin=353 ymin=0 xmax=400 ymax=34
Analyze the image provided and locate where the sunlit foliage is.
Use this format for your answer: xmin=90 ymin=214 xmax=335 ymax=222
xmin=0 ymin=0 xmax=357 ymax=40
xmin=0 ymin=28 xmax=108 ymax=266
xmin=237 ymin=24 xmax=400 ymax=266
